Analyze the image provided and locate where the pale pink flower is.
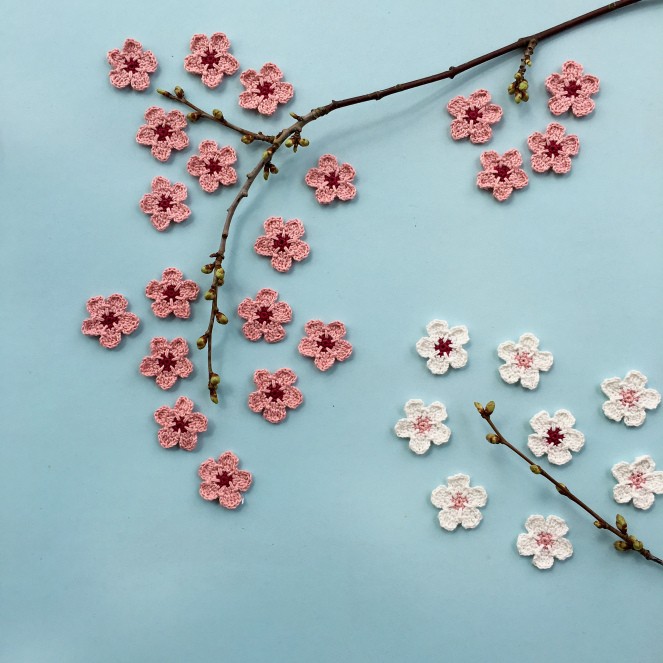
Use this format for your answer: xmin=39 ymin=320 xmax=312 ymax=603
xmin=298 ymin=321 xmax=353 ymax=371
xmin=136 ymin=106 xmax=189 ymax=162
xmin=238 ymin=63 xmax=293 ymax=115
xmin=237 ymin=288 xmax=292 ymax=343
xmin=305 ymin=154 xmax=356 ymax=205
xmin=139 ymin=176 xmax=191 ymax=231
xmin=498 ymin=333 xmax=553 ymax=390
xmin=601 ymin=370 xmax=660 ymax=427
xmin=476 ymin=149 xmax=528 ymax=201
xmin=248 ymin=369 xmax=303 ymax=424
xmin=199 ymin=451 xmax=253 ymax=509
xmin=528 ymin=410 xmax=584 ymax=465
xmin=527 ymin=123 xmax=579 ymax=174
xmin=446 ymin=89 xmax=502 ymax=144
xmin=140 ymin=337 xmax=193 ymax=390
xmin=184 ymin=32 xmax=239 ymax=88
xmin=395 ymin=399 xmax=451 ymax=455
xmin=431 ymin=474 xmax=487 ymax=531
xmin=612 ymin=455 xmax=663 ymax=510
xmin=517 ymin=515 xmax=573 ymax=569
xmin=546 ymin=61 xmax=599 ymax=117
xmin=186 ymin=141 xmax=237 ymax=193
xmin=145 ymin=267 xmax=199 ymax=319
xmin=107 ymin=38 xmax=157 ymax=91
xmin=154 ymin=396 xmax=208 ymax=451
xmin=254 ymin=216 xmax=310 ymax=272
xmin=81 ymin=294 xmax=140 ymax=349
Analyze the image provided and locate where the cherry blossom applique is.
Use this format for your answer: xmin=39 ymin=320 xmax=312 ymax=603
xmin=305 ymin=154 xmax=356 ymax=205
xmin=199 ymin=451 xmax=252 ymax=509
xmin=545 ymin=61 xmax=599 ymax=117
xmin=187 ymin=141 xmax=238 ymax=193
xmin=476 ymin=149 xmax=528 ymax=201
xmin=145 ymin=267 xmax=199 ymax=319
xmin=527 ymin=123 xmax=579 ymax=174
xmin=298 ymin=321 xmax=353 ymax=371
xmin=238 ymin=63 xmax=294 ymax=115
xmin=140 ymin=337 xmax=193 ymax=390
xmin=517 ymin=515 xmax=573 ymax=570
xmin=415 ymin=319 xmax=469 ymax=375
xmin=237 ymin=288 xmax=292 ymax=342
xmin=497 ymin=333 xmax=553 ymax=390
xmin=446 ymin=89 xmax=502 ymax=144
xmin=136 ymin=106 xmax=189 ymax=162
xmin=394 ymin=399 xmax=451 ymax=455
xmin=81 ymin=294 xmax=140 ymax=349
xmin=248 ymin=369 xmax=303 ymax=424
xmin=139 ymin=176 xmax=191 ymax=231
xmin=528 ymin=409 xmax=585 ymax=465
xmin=154 ymin=396 xmax=208 ymax=451
xmin=254 ymin=216 xmax=310 ymax=272
xmin=601 ymin=370 xmax=660 ymax=427
xmin=107 ymin=38 xmax=157 ymax=91
xmin=184 ymin=33 xmax=239 ymax=88
xmin=431 ymin=474 xmax=487 ymax=531
xmin=612 ymin=456 xmax=663 ymax=510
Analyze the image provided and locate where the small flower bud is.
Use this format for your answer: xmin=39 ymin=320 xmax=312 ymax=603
xmin=525 ymin=59 xmax=532 ymax=67
xmin=241 ymin=135 xmax=254 ymax=144
xmin=486 ymin=434 xmax=500 ymax=444
xmin=530 ymin=464 xmax=542 ymax=475
xmin=285 ymin=138 xmax=294 ymax=148
xmin=299 ymin=138 xmax=310 ymax=147
xmin=518 ymin=81 xmax=529 ymax=91
xmin=201 ymin=263 xmax=214 ymax=274
xmin=507 ymin=83 xmax=515 ymax=94
xmin=269 ymin=164 xmax=279 ymax=174
xmin=262 ymin=150 xmax=271 ymax=160
xmin=209 ymin=373 xmax=221 ymax=387
xmin=632 ymin=539 xmax=644 ymax=551
xmin=215 ymin=267 xmax=225 ymax=279
xmin=521 ymin=92 xmax=529 ymax=102
xmin=210 ymin=390 xmax=219 ymax=404
xmin=614 ymin=540 xmax=628 ymax=552
xmin=514 ymin=94 xmax=523 ymax=104
xmin=196 ymin=336 xmax=207 ymax=350
xmin=514 ymin=72 xmax=522 ymax=81
xmin=157 ymin=88 xmax=167 ymax=95
xmin=187 ymin=112 xmax=200 ymax=122
xmin=556 ymin=483 xmax=566 ymax=494
xmin=593 ymin=520 xmax=603 ymax=529
xmin=473 ymin=402 xmax=484 ymax=413
xmin=616 ymin=514 xmax=627 ymax=532
xmin=174 ymin=86 xmax=184 ymax=99
xmin=628 ymin=534 xmax=637 ymax=543
xmin=212 ymin=109 xmax=223 ymax=119
xmin=485 ymin=401 xmax=495 ymax=415
xmin=204 ymin=290 xmax=215 ymax=301
xmin=216 ymin=312 xmax=229 ymax=325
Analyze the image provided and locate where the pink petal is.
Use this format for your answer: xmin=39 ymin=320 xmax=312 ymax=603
xmin=317 ymin=154 xmax=339 ymax=172
xmin=253 ymin=370 xmax=273 ymax=390
xmin=509 ymin=168 xmax=528 ymax=189
xmin=284 ymin=218 xmax=305 ymax=239
xmin=170 ymin=182 xmax=188 ymax=201
xmin=337 ymin=163 xmax=355 ymax=182
xmin=257 ymin=97 xmax=279 ymax=116
xmin=469 ymin=123 xmax=491 ymax=144
xmin=209 ymin=32 xmax=230 ymax=51
xmin=315 ymin=186 xmax=336 ymax=205
xmin=184 ymin=54 xmax=204 ymax=75
xmin=200 ymin=482 xmax=220 ymax=501
xmin=99 ymin=330 xmax=122 ymax=349
xmin=109 ymin=70 xmax=131 ymax=88
xmin=271 ymin=302 xmax=292 ymax=323
xmin=239 ymin=69 xmax=259 ymax=87
xmin=468 ymin=89 xmax=491 ymax=107
xmin=579 ymin=75 xmax=599 ymax=95
xmin=545 ymin=73 xmax=566 ymax=95
xmin=298 ymin=337 xmax=319 ymax=358
xmin=237 ymin=298 xmax=259 ymax=319
xmin=106 ymin=294 xmax=128 ymax=314
xmin=450 ymin=118 xmax=471 ymax=140
xmin=174 ymin=358 xmax=193 ymax=379
xmin=190 ymin=33 xmax=210 ymax=53
xmin=144 ymin=106 xmax=166 ymax=124
xmin=155 ymin=372 xmax=178 ymax=390
xmin=81 ymin=319 xmax=104 ymax=337
xmin=255 ymin=289 xmax=278 ymax=306
xmin=548 ymin=95 xmax=573 ymax=116
xmin=552 ymin=155 xmax=572 ymax=174
xmin=248 ymin=391 xmax=267 ymax=413
xmin=199 ymin=174 xmax=220 ymax=193
xmin=288 ymin=239 xmax=310 ymax=262
xmin=273 ymin=82 xmax=294 ymax=103
xmin=168 ymin=131 xmax=189 ymax=151
xmin=531 ymin=154 xmax=552 ymax=173
xmin=165 ymin=110 xmax=187 ymax=130
xmin=217 ymin=166 xmax=237 ymax=186
xmin=304 ymin=168 xmax=326 ymax=187
xmin=314 ymin=353 xmax=336 ymax=371
xmin=238 ymin=91 xmax=260 ymax=109
xmin=151 ymin=144 xmax=172 ymax=162
xmin=446 ymin=96 xmax=470 ymax=117
xmin=158 ymin=429 xmax=180 ymax=449
xmin=262 ymin=401 xmax=287 ymax=423
xmin=274 ymin=368 xmax=296 ymax=386
xmin=187 ymin=156 xmax=207 ymax=177
xmin=304 ymin=320 xmax=325 ymax=337
xmin=242 ymin=322 xmax=264 ymax=341
xmin=502 ymin=149 xmax=523 ymax=169
xmin=140 ymin=193 xmax=159 ymax=214
xmin=232 ymin=470 xmax=252 ymax=492
xmin=150 ymin=337 xmax=169 ymax=355
xmin=218 ymin=451 xmax=239 ymax=473
xmin=271 ymin=253 xmax=293 ymax=272
xmin=571 ymin=97 xmax=595 ymax=117
xmin=492 ymin=183 xmax=514 ymax=201
xmin=85 ymin=296 xmax=106 ymax=316
xmin=139 ymin=51 xmax=158 ymax=73
xmin=333 ymin=339 xmax=353 ymax=361
xmin=527 ymin=132 xmax=547 ymax=153
xmin=117 ymin=312 xmax=140 ymax=334
xmin=282 ymin=386 xmax=303 ymax=408
xmin=217 ymin=53 xmax=239 ymax=75
xmin=476 ymin=171 xmax=497 ymax=189
xmin=136 ymin=126 xmax=157 ymax=145
xmin=140 ymin=356 xmax=160 ymax=377
xmin=174 ymin=397 xmax=194 ymax=416
xmin=169 ymin=338 xmax=189 ymax=358
xmin=216 ymin=145 xmax=237 ymax=165
xmin=336 ymin=183 xmax=356 ymax=201
xmin=198 ymin=458 xmax=218 ymax=481
xmin=178 ymin=432 xmax=198 ymax=451
xmin=131 ymin=72 xmax=150 ymax=91
xmin=170 ymin=203 xmax=190 ymax=223
xmin=481 ymin=104 xmax=502 ymax=124
xmin=260 ymin=62 xmax=283 ymax=83
xmin=263 ymin=324 xmax=286 ymax=343
xmin=178 ymin=280 xmax=199 ymax=299
xmin=107 ymin=48 xmax=124 ymax=67
xmin=326 ymin=321 xmax=346 ymax=340
xmin=263 ymin=216 xmax=285 ymax=235
xmin=479 ymin=151 xmax=500 ymax=170
xmin=562 ymin=60 xmax=585 ymax=79
xmin=559 ymin=135 xmax=580 ymax=156
xmin=546 ymin=122 xmax=566 ymax=142
xmin=187 ymin=412 xmax=208 ymax=434
xmin=150 ymin=213 xmax=170 ymax=231
xmin=219 ymin=488 xmax=243 ymax=509
xmin=154 ymin=405 xmax=174 ymax=427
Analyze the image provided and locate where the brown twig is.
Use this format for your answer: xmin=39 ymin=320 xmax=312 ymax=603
xmin=474 ymin=401 xmax=663 ymax=567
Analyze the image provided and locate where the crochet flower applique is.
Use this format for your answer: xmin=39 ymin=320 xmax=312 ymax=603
xmin=431 ymin=474 xmax=487 ymax=531
xmin=446 ymin=89 xmax=502 ymax=144
xmin=305 ymin=154 xmax=356 ymax=205
xmin=239 ymin=63 xmax=293 ymax=115
xmin=237 ymin=288 xmax=292 ymax=343
xmin=528 ymin=409 xmax=585 ymax=465
xmin=107 ymin=38 xmax=157 ymax=91
xmin=517 ymin=515 xmax=573 ymax=570
xmin=139 ymin=176 xmax=191 ymax=231
xmin=248 ymin=369 xmax=303 ymax=424
xmin=145 ymin=267 xmax=199 ymax=319
xmin=187 ymin=141 xmax=238 ymax=193
xmin=394 ymin=399 xmax=451 ymax=455
xmin=612 ymin=455 xmax=663 ymax=510
xmin=184 ymin=32 xmax=239 ymax=88
xmin=415 ymin=319 xmax=469 ymax=375
xmin=476 ymin=149 xmax=528 ymax=202
xmin=254 ymin=216 xmax=310 ymax=273
xmin=545 ymin=61 xmax=599 ymax=118
xmin=601 ymin=370 xmax=660 ymax=427
xmin=199 ymin=451 xmax=252 ymax=509
xmin=154 ymin=396 xmax=208 ymax=451
xmin=527 ymin=123 xmax=579 ymax=174
xmin=497 ymin=333 xmax=553 ymax=390
xmin=81 ymin=294 xmax=140 ymax=349
xmin=140 ymin=337 xmax=193 ymax=390
xmin=298 ymin=321 xmax=353 ymax=371
xmin=136 ymin=106 xmax=189 ymax=162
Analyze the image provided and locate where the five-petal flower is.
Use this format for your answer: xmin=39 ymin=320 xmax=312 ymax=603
xmin=187 ymin=140 xmax=238 ymax=193
xmin=237 ymin=288 xmax=292 ymax=342
xmin=476 ymin=149 xmax=528 ymax=201
xmin=199 ymin=451 xmax=253 ymax=509
xmin=395 ymin=399 xmax=451 ymax=455
xmin=601 ymin=370 xmax=660 ymax=427
xmin=528 ymin=123 xmax=579 ymax=174
xmin=154 ymin=396 xmax=208 ymax=451
xmin=145 ymin=267 xmax=199 ymax=319
xmin=254 ymin=216 xmax=310 ymax=272
xmin=184 ymin=32 xmax=239 ymax=88
xmin=517 ymin=515 xmax=573 ymax=569
xmin=248 ymin=369 xmax=303 ymax=423
xmin=416 ymin=320 xmax=469 ymax=375
xmin=139 ymin=337 xmax=193 ymax=390
xmin=528 ymin=409 xmax=584 ymax=465
xmin=545 ymin=61 xmax=599 ymax=117
xmin=446 ymin=89 xmax=503 ymax=144
xmin=431 ymin=474 xmax=487 ymax=531
xmin=238 ymin=63 xmax=293 ymax=115
xmin=107 ymin=38 xmax=157 ymax=91
xmin=139 ymin=176 xmax=191 ymax=231
xmin=136 ymin=106 xmax=189 ymax=162
xmin=497 ymin=333 xmax=553 ymax=390
xmin=612 ymin=455 xmax=663 ymax=510
xmin=81 ymin=294 xmax=140 ymax=349
xmin=298 ymin=320 xmax=353 ymax=371
xmin=304 ymin=154 xmax=357 ymax=205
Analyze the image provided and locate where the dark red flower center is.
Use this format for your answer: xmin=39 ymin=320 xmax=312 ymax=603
xmin=494 ymin=164 xmax=511 ymax=181
xmin=200 ymin=49 xmax=220 ymax=69
xmin=272 ymin=233 xmax=291 ymax=252
xmin=123 ymin=57 xmax=141 ymax=73
xmin=215 ymin=470 xmax=233 ymax=488
xmin=464 ymin=106 xmax=483 ymax=123
xmin=545 ymin=140 xmax=561 ymax=157
xmin=264 ymin=382 xmax=285 ymax=401
xmin=564 ymin=80 xmax=582 ymax=97
xmin=154 ymin=123 xmax=173 ymax=142
xmin=206 ymin=158 xmax=223 ymax=175
xmin=434 ymin=337 xmax=453 ymax=357
xmin=172 ymin=416 xmax=189 ymax=433
xmin=316 ymin=333 xmax=336 ymax=352
xmin=162 ymin=284 xmax=180 ymax=301
xmin=256 ymin=306 xmax=273 ymax=324
xmin=324 ymin=171 xmax=341 ymax=189
xmin=157 ymin=352 xmax=177 ymax=372
xmin=100 ymin=312 xmax=120 ymax=328
xmin=256 ymin=81 xmax=275 ymax=98
xmin=545 ymin=427 xmax=565 ymax=446
xmin=158 ymin=194 xmax=174 ymax=211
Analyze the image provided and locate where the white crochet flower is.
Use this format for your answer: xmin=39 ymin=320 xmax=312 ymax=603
xmin=431 ymin=474 xmax=487 ymax=531
xmin=415 ymin=319 xmax=469 ymax=375
xmin=601 ymin=370 xmax=660 ymax=427
xmin=517 ymin=515 xmax=573 ymax=569
xmin=497 ymin=333 xmax=553 ymax=390
xmin=612 ymin=455 xmax=663 ymax=510
xmin=527 ymin=409 xmax=585 ymax=465
xmin=394 ymin=399 xmax=451 ymax=455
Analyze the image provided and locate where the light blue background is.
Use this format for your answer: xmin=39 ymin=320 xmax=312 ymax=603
xmin=2 ymin=1 xmax=662 ymax=661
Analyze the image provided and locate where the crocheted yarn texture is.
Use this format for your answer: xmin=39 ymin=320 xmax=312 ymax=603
xmin=81 ymin=294 xmax=139 ymax=349
xmin=237 ymin=288 xmax=292 ymax=343
xmin=446 ymin=89 xmax=502 ymax=144
xmin=248 ymin=369 xmax=303 ymax=423
xmin=199 ymin=451 xmax=253 ymax=509
xmin=139 ymin=177 xmax=191 ymax=231
xmin=238 ymin=63 xmax=294 ymax=115
xmin=184 ymin=33 xmax=239 ymax=88
xmin=107 ymin=38 xmax=157 ymax=91
xmin=254 ymin=217 xmax=310 ymax=272
xmin=154 ymin=396 xmax=208 ymax=451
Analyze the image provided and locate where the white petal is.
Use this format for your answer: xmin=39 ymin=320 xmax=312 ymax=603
xmin=426 ymin=319 xmax=450 ymax=337
xmin=527 ymin=436 xmax=547 ymax=458
xmin=431 ymin=485 xmax=450 ymax=508
xmin=517 ymin=533 xmax=537 ymax=556
xmin=499 ymin=363 xmax=520 ymax=384
xmin=546 ymin=515 xmax=568 ymax=537
xmin=403 ymin=399 xmax=425 ymax=418
xmin=518 ymin=333 xmax=540 ymax=351
xmin=601 ymin=377 xmax=622 ymax=399
xmin=632 ymin=491 xmax=655 ymax=510
xmin=547 ymin=447 xmax=572 ymax=465
xmin=448 ymin=348 xmax=468 ymax=369
xmin=640 ymin=388 xmax=661 ymax=410
xmin=497 ymin=341 xmax=516 ymax=361
xmin=563 ymin=429 xmax=585 ymax=452
xmin=449 ymin=325 xmax=469 ymax=346
xmin=551 ymin=537 xmax=573 ymax=561
xmin=520 ymin=368 xmax=541 ymax=390
xmin=466 ymin=486 xmax=487 ymax=508
xmin=416 ymin=337 xmax=435 ymax=359
xmin=394 ymin=419 xmax=414 ymax=438
xmin=460 ymin=507 xmax=483 ymax=529
xmin=427 ymin=401 xmax=448 ymax=423
xmin=632 ymin=455 xmax=655 ymax=474
xmin=554 ymin=409 xmax=575 ymax=429
xmin=532 ymin=552 xmax=555 ymax=569
xmin=447 ymin=474 xmax=470 ymax=490
xmin=429 ymin=423 xmax=451 ymax=445
xmin=646 ymin=471 xmax=663 ymax=494
xmin=530 ymin=410 xmax=553 ymax=434
xmin=602 ymin=401 xmax=624 ymax=422
xmin=524 ymin=515 xmax=545 ymax=534
xmin=533 ymin=351 xmax=554 ymax=371
xmin=438 ymin=509 xmax=462 ymax=531
xmin=623 ymin=408 xmax=646 ymax=427
xmin=427 ymin=355 xmax=450 ymax=375
xmin=611 ymin=461 xmax=631 ymax=483
xmin=623 ymin=370 xmax=647 ymax=390
xmin=613 ymin=483 xmax=633 ymax=504
xmin=409 ymin=437 xmax=431 ymax=455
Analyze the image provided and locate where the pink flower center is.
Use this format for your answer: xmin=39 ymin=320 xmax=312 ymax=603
xmin=200 ymin=49 xmax=220 ymax=69
xmin=172 ymin=416 xmax=189 ymax=433
xmin=158 ymin=194 xmax=174 ymax=211
xmin=272 ymin=233 xmax=291 ymax=252
xmin=464 ymin=106 xmax=483 ymax=123
xmin=316 ymin=333 xmax=336 ymax=352
xmin=100 ymin=312 xmax=119 ymax=328
xmin=494 ymin=164 xmax=512 ymax=182
xmin=256 ymin=306 xmax=273 ymax=324
xmin=451 ymin=492 xmax=469 ymax=510
xmin=161 ymin=284 xmax=180 ymax=301
xmin=123 ymin=57 xmax=141 ymax=73
xmin=206 ymin=158 xmax=223 ymax=175
xmin=157 ymin=352 xmax=177 ymax=372
xmin=629 ymin=472 xmax=647 ymax=490
xmin=265 ymin=382 xmax=285 ymax=401
xmin=215 ymin=471 xmax=233 ymax=488
xmin=413 ymin=416 xmax=432 ymax=434
xmin=514 ymin=351 xmax=533 ymax=369
xmin=154 ymin=123 xmax=174 ymax=142
xmin=564 ymin=80 xmax=582 ymax=97
xmin=434 ymin=337 xmax=453 ymax=357
xmin=545 ymin=140 xmax=561 ymax=157
xmin=256 ymin=81 xmax=275 ymax=98
xmin=536 ymin=532 xmax=554 ymax=549
xmin=619 ymin=388 xmax=640 ymax=408
xmin=545 ymin=427 xmax=565 ymax=446
xmin=324 ymin=171 xmax=341 ymax=189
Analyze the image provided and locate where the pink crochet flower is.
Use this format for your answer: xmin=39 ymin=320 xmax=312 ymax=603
xmin=254 ymin=216 xmax=310 ymax=272
xmin=186 ymin=141 xmax=238 ymax=193
xmin=248 ymin=369 xmax=303 ymax=424
xmin=298 ymin=320 xmax=353 ymax=371
xmin=476 ymin=150 xmax=528 ymax=202
xmin=238 ymin=63 xmax=293 ymax=115
xmin=527 ymin=123 xmax=579 ymax=174
xmin=107 ymin=38 xmax=157 ymax=91
xmin=199 ymin=451 xmax=253 ymax=509
xmin=184 ymin=33 xmax=239 ymax=88
xmin=446 ymin=89 xmax=503 ymax=144
xmin=154 ymin=396 xmax=208 ymax=451
xmin=140 ymin=337 xmax=193 ymax=390
xmin=545 ymin=61 xmax=599 ymax=117
xmin=305 ymin=154 xmax=356 ymax=205
xmin=139 ymin=176 xmax=191 ymax=231
xmin=237 ymin=288 xmax=292 ymax=343
xmin=81 ymin=294 xmax=140 ymax=349
xmin=145 ymin=267 xmax=199 ymax=319
xmin=136 ymin=107 xmax=189 ymax=162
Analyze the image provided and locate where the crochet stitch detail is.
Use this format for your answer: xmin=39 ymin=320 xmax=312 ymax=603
xmin=497 ymin=333 xmax=553 ymax=390
xmin=527 ymin=123 xmax=579 ymax=174
xmin=199 ymin=451 xmax=253 ymax=509
xmin=184 ymin=33 xmax=239 ymax=88
xmin=517 ymin=515 xmax=573 ymax=569
xmin=304 ymin=154 xmax=356 ymax=205
xmin=136 ymin=106 xmax=189 ymax=162
xmin=298 ymin=320 xmax=352 ymax=371
xmin=81 ymin=294 xmax=140 ymax=349
xmin=545 ymin=61 xmax=599 ymax=117
xmin=528 ymin=409 xmax=584 ymax=465
xmin=139 ymin=176 xmax=191 ymax=231
xmin=237 ymin=288 xmax=292 ymax=342
xmin=186 ymin=141 xmax=238 ymax=193
xmin=238 ymin=63 xmax=294 ymax=115
xmin=415 ymin=319 xmax=469 ymax=375
xmin=612 ymin=455 xmax=663 ymax=510
xmin=476 ymin=149 xmax=528 ymax=201
xmin=140 ymin=337 xmax=193 ymax=390
xmin=254 ymin=216 xmax=310 ymax=272
xmin=395 ymin=399 xmax=451 ymax=455
xmin=145 ymin=267 xmax=199 ymax=319
xmin=154 ymin=396 xmax=208 ymax=451
xmin=107 ymin=38 xmax=157 ymax=91
xmin=248 ymin=368 xmax=303 ymax=424
xmin=431 ymin=474 xmax=487 ymax=531
xmin=601 ymin=370 xmax=660 ymax=427
xmin=446 ymin=89 xmax=502 ymax=144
